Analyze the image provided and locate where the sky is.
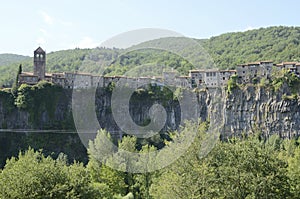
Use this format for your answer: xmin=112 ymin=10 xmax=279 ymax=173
xmin=1 ymin=0 xmax=300 ymax=56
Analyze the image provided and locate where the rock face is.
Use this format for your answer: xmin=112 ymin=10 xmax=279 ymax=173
xmin=221 ymin=85 xmax=300 ymax=139
xmin=0 ymin=90 xmax=73 ymax=130
xmin=0 ymin=86 xmax=300 ymax=139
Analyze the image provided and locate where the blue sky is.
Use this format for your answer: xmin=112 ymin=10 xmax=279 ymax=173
xmin=1 ymin=0 xmax=300 ymax=55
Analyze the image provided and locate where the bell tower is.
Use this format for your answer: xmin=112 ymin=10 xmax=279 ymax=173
xmin=33 ymin=47 xmax=46 ymax=80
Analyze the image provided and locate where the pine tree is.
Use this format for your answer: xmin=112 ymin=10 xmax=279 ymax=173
xmin=11 ymin=64 xmax=22 ymax=96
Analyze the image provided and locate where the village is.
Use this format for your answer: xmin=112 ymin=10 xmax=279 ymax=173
xmin=19 ymin=47 xmax=300 ymax=89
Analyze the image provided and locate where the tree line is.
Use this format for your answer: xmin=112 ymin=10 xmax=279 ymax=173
xmin=1 ymin=122 xmax=300 ymax=198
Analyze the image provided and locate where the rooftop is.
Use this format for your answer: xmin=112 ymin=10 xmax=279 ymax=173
xmin=34 ymin=47 xmax=45 ymax=53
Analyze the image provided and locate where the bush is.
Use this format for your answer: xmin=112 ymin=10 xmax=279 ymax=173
xmin=227 ymin=74 xmax=238 ymax=94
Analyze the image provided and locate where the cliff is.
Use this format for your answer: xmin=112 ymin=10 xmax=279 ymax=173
xmin=1 ymin=81 xmax=300 ymax=167
xmin=222 ymin=85 xmax=300 ymax=139
xmin=0 ymin=82 xmax=299 ymax=139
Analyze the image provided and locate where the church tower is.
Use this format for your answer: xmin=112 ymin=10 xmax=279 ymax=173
xmin=33 ymin=47 xmax=46 ymax=80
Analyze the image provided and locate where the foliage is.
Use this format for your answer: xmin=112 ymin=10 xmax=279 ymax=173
xmin=14 ymin=81 xmax=74 ymax=129
xmin=204 ymin=26 xmax=300 ymax=68
xmin=271 ymin=69 xmax=300 ymax=93
xmin=11 ymin=64 xmax=22 ymax=96
xmin=288 ymin=146 xmax=300 ymax=197
xmin=149 ymin=123 xmax=297 ymax=199
xmin=88 ymin=129 xmax=128 ymax=197
xmin=0 ymin=54 xmax=29 ymax=66
xmin=1 ymin=123 xmax=300 ymax=198
xmin=0 ymin=148 xmax=99 ymax=199
xmin=2 ymin=26 xmax=300 ymax=87
xmin=227 ymin=74 xmax=238 ymax=93
xmin=0 ymin=88 xmax=15 ymax=114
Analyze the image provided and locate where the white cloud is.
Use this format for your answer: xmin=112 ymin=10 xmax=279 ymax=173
xmin=39 ymin=10 xmax=54 ymax=25
xmin=38 ymin=10 xmax=73 ymax=27
xmin=71 ymin=37 xmax=98 ymax=49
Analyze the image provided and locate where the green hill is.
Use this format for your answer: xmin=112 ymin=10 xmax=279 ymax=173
xmin=1 ymin=26 xmax=300 ymax=87
xmin=203 ymin=26 xmax=300 ymax=68
xmin=0 ymin=54 xmax=30 ymax=66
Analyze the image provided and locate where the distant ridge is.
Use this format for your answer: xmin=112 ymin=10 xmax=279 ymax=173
xmin=1 ymin=26 xmax=300 ymax=87
xmin=0 ymin=54 xmax=30 ymax=66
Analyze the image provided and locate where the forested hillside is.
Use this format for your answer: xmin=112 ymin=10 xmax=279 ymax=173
xmin=0 ymin=54 xmax=29 ymax=66
xmin=204 ymin=26 xmax=300 ymax=68
xmin=1 ymin=26 xmax=300 ymax=87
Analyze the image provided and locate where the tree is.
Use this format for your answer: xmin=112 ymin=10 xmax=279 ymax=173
xmin=288 ymin=146 xmax=300 ymax=197
xmin=11 ymin=64 xmax=22 ymax=96
xmin=14 ymin=83 xmax=32 ymax=109
xmin=149 ymin=122 xmax=292 ymax=199
xmin=87 ymin=129 xmax=128 ymax=197
xmin=0 ymin=148 xmax=99 ymax=199
xmin=150 ymin=122 xmax=214 ymax=199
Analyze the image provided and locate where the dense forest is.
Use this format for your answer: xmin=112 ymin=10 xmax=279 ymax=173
xmin=0 ymin=54 xmax=29 ymax=66
xmin=0 ymin=122 xmax=300 ymax=198
xmin=1 ymin=26 xmax=300 ymax=87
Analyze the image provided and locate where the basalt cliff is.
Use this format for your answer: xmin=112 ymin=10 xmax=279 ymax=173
xmin=0 ymin=83 xmax=299 ymax=139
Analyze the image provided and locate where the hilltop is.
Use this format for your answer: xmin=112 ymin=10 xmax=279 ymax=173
xmin=0 ymin=54 xmax=30 ymax=66
xmin=1 ymin=26 xmax=300 ymax=87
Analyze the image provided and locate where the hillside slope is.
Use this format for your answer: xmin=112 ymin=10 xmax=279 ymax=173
xmin=1 ymin=26 xmax=300 ymax=87
xmin=0 ymin=54 xmax=30 ymax=66
xmin=204 ymin=26 xmax=300 ymax=68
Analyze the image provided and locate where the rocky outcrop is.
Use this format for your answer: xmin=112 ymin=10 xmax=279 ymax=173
xmin=221 ymin=85 xmax=300 ymax=139
xmin=0 ymin=85 xmax=299 ymax=139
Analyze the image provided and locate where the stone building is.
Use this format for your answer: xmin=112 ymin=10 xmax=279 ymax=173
xmin=162 ymin=71 xmax=191 ymax=88
xmin=18 ymin=72 xmax=38 ymax=85
xmin=174 ymin=76 xmax=190 ymax=88
xmin=236 ymin=61 xmax=273 ymax=83
xmin=33 ymin=47 xmax=46 ymax=81
xmin=189 ymin=70 xmax=204 ymax=88
xmin=19 ymin=47 xmax=298 ymax=90
xmin=189 ymin=69 xmax=236 ymax=88
xmin=219 ymin=70 xmax=237 ymax=86
xmin=276 ymin=62 xmax=300 ymax=74
xmin=19 ymin=47 xmax=46 ymax=85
